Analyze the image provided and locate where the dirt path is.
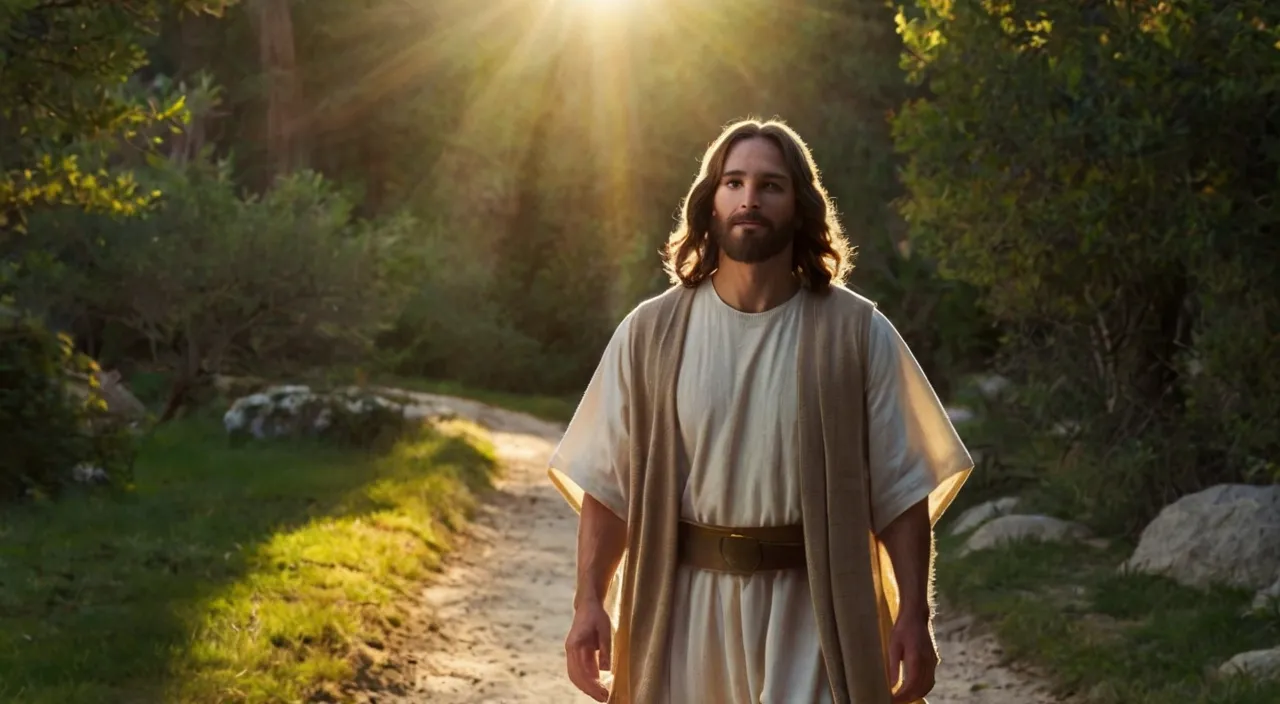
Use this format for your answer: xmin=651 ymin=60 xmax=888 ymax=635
xmin=358 ymin=395 xmax=1061 ymax=704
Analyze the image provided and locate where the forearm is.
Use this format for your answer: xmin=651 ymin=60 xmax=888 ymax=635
xmin=878 ymin=497 xmax=934 ymax=621
xmin=574 ymin=493 xmax=628 ymax=610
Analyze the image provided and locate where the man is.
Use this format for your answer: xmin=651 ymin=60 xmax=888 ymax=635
xmin=547 ymin=118 xmax=972 ymax=704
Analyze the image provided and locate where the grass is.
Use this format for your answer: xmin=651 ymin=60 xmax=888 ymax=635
xmin=934 ymin=530 xmax=1280 ymax=704
xmin=0 ymin=416 xmax=498 ymax=704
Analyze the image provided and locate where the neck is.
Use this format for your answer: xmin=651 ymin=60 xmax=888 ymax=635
xmin=710 ymin=247 xmax=801 ymax=313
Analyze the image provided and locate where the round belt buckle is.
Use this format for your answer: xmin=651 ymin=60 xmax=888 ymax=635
xmin=719 ymin=534 xmax=763 ymax=573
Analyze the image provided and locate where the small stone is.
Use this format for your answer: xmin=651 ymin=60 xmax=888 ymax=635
xmin=1249 ymin=577 xmax=1280 ymax=614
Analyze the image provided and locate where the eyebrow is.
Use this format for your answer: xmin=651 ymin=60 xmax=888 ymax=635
xmin=722 ymin=169 xmax=791 ymax=182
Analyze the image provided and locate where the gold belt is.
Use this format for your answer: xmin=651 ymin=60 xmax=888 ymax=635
xmin=677 ymin=520 xmax=806 ymax=575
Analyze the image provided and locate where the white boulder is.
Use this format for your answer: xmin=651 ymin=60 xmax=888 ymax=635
xmin=222 ymin=385 xmax=456 ymax=443
xmin=960 ymin=514 xmax=1091 ymax=556
xmin=70 ymin=463 xmax=109 ymax=485
xmin=1122 ymin=484 xmax=1280 ymax=591
xmin=1217 ymin=648 xmax=1280 ymax=682
xmin=949 ymin=497 xmax=1021 ymax=536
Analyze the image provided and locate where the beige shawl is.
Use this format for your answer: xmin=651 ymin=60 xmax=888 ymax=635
xmin=550 ymin=283 xmax=969 ymax=703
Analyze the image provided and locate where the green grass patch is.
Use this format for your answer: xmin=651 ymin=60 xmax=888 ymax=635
xmin=935 ymin=532 xmax=1280 ymax=704
xmin=0 ymin=417 xmax=498 ymax=704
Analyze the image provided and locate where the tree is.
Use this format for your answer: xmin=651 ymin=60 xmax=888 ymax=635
xmin=894 ymin=0 xmax=1280 ymax=530
xmin=251 ymin=0 xmax=303 ymax=178
xmin=0 ymin=0 xmax=236 ymax=238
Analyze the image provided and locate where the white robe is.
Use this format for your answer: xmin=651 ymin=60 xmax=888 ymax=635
xmin=549 ymin=281 xmax=972 ymax=703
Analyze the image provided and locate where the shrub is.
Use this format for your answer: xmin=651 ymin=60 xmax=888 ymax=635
xmin=12 ymin=156 xmax=418 ymax=418
xmin=0 ymin=308 xmax=136 ymax=501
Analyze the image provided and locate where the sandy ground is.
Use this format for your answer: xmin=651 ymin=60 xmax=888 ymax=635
xmin=354 ymin=396 xmax=1062 ymax=704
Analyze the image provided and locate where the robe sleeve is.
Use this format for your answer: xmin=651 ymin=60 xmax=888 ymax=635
xmin=865 ymin=307 xmax=974 ymax=535
xmin=546 ymin=312 xmax=634 ymax=520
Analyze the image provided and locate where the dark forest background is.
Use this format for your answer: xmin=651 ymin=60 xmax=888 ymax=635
xmin=4 ymin=0 xmax=1278 ymax=533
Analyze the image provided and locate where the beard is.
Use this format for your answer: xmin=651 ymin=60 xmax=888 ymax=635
xmin=710 ymin=211 xmax=796 ymax=264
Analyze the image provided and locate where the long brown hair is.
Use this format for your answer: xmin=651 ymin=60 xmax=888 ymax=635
xmin=660 ymin=118 xmax=854 ymax=291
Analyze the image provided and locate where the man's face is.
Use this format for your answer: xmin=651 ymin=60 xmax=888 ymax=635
xmin=710 ymin=136 xmax=798 ymax=264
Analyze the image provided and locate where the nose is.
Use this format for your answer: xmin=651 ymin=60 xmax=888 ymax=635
xmin=741 ymin=184 xmax=763 ymax=210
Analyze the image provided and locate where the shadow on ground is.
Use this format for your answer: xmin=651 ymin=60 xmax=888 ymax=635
xmin=0 ymin=417 xmax=494 ymax=704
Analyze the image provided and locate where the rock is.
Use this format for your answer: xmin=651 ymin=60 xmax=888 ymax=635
xmin=222 ymin=384 xmax=457 ymax=445
xmin=1217 ymin=648 xmax=1280 ymax=681
xmin=1122 ymin=484 xmax=1280 ymax=591
xmin=71 ymin=463 xmax=109 ymax=485
xmin=949 ymin=497 xmax=1022 ymax=536
xmin=96 ymin=370 xmax=148 ymax=419
xmin=960 ymin=515 xmax=1091 ymax=556
xmin=66 ymin=369 xmax=147 ymax=421
xmin=973 ymin=374 xmax=1012 ymax=401
xmin=1250 ymin=577 xmax=1280 ymax=614
xmin=1049 ymin=420 xmax=1081 ymax=438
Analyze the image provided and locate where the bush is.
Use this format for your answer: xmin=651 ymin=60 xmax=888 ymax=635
xmin=0 ymin=308 xmax=135 ymax=501
xmin=10 ymin=156 xmax=418 ymax=417
xmin=377 ymin=232 xmax=548 ymax=393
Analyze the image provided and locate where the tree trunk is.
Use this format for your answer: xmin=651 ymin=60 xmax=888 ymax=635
xmin=254 ymin=0 xmax=304 ymax=181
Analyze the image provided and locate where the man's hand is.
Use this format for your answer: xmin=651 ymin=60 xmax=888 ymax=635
xmin=565 ymin=601 xmax=613 ymax=702
xmin=877 ymin=498 xmax=938 ymax=702
xmin=887 ymin=610 xmax=938 ymax=703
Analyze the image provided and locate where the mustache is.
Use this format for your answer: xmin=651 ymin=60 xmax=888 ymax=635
xmin=728 ymin=212 xmax=773 ymax=227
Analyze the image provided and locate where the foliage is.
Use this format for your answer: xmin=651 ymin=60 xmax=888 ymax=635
xmin=0 ymin=1 xmax=239 ymax=477
xmin=0 ymin=416 xmax=496 ymax=704
xmin=375 ymin=227 xmax=551 ymax=393
xmin=0 ymin=307 xmax=135 ymax=501
xmin=13 ymin=156 xmax=417 ymax=406
xmin=0 ymin=0 xmax=235 ymax=235
xmin=895 ymin=0 xmax=1280 ymax=532
xmin=934 ymin=533 xmax=1280 ymax=704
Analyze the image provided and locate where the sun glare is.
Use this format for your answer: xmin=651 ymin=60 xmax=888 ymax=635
xmin=569 ymin=0 xmax=634 ymax=15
